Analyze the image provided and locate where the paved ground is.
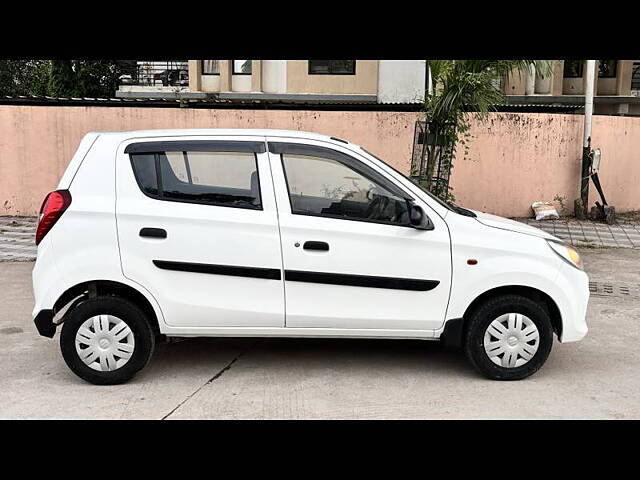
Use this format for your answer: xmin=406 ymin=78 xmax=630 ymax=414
xmin=2 ymin=216 xmax=638 ymax=263
xmin=0 ymin=217 xmax=37 ymax=261
xmin=1 ymin=248 xmax=639 ymax=419
xmin=517 ymin=217 xmax=640 ymax=249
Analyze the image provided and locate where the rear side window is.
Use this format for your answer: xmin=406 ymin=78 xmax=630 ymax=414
xmin=129 ymin=150 xmax=262 ymax=210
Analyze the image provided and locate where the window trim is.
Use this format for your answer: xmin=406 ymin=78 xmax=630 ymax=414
xmin=128 ymin=147 xmax=264 ymax=211
xmin=201 ymin=60 xmax=220 ymax=76
xmin=125 ymin=140 xmax=265 ymax=154
xmin=308 ymin=60 xmax=357 ymax=76
xmin=270 ymin=142 xmax=416 ymax=228
xmin=232 ymin=60 xmax=253 ymax=75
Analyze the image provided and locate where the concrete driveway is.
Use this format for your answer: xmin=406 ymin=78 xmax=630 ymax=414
xmin=1 ymin=248 xmax=639 ymax=419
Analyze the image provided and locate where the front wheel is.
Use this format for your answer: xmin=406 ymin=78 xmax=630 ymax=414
xmin=464 ymin=295 xmax=554 ymax=381
xmin=60 ymin=296 xmax=155 ymax=385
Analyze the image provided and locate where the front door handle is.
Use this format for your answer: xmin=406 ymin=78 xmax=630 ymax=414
xmin=303 ymin=241 xmax=329 ymax=251
xmin=140 ymin=228 xmax=167 ymax=239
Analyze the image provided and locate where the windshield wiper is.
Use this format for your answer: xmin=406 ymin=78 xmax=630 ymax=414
xmin=448 ymin=202 xmax=477 ymax=217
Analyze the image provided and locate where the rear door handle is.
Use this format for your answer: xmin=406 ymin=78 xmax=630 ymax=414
xmin=140 ymin=228 xmax=167 ymax=239
xmin=303 ymin=241 xmax=329 ymax=251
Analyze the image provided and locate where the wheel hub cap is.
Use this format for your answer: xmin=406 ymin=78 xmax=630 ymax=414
xmin=483 ymin=313 xmax=540 ymax=368
xmin=75 ymin=315 xmax=135 ymax=372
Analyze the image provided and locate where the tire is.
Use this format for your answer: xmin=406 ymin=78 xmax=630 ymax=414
xmin=60 ymin=295 xmax=155 ymax=385
xmin=464 ymin=295 xmax=553 ymax=381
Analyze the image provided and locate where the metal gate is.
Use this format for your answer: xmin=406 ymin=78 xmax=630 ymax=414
xmin=409 ymin=120 xmax=456 ymax=201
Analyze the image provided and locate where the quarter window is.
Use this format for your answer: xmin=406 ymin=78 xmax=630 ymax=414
xmin=280 ymin=149 xmax=409 ymax=225
xmin=130 ymin=154 xmax=159 ymax=196
xmin=130 ymin=150 xmax=261 ymax=209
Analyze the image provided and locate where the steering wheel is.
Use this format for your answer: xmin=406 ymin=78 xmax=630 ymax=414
xmin=366 ymin=185 xmax=384 ymax=201
xmin=365 ymin=195 xmax=391 ymax=220
xmin=365 ymin=193 xmax=408 ymax=223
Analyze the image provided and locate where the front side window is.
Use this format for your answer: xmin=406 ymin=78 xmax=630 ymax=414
xmin=233 ymin=60 xmax=252 ymax=75
xmin=130 ymin=150 xmax=261 ymax=209
xmin=280 ymin=149 xmax=409 ymax=225
xmin=308 ymin=60 xmax=356 ymax=75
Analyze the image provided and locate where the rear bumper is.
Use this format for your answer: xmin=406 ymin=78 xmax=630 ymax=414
xmin=34 ymin=309 xmax=56 ymax=338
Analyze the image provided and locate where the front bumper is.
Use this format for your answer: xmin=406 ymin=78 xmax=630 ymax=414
xmin=554 ymin=262 xmax=590 ymax=343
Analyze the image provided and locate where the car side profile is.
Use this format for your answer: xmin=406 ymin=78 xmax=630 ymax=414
xmin=32 ymin=129 xmax=589 ymax=384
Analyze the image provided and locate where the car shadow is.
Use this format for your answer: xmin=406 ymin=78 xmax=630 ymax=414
xmin=146 ymin=336 xmax=477 ymax=380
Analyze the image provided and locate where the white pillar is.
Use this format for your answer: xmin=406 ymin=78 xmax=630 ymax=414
xmin=583 ymin=60 xmax=596 ymax=148
xmin=261 ymin=60 xmax=287 ymax=94
xmin=525 ymin=64 xmax=536 ymax=96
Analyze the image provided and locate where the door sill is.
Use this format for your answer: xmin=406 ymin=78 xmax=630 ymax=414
xmin=161 ymin=326 xmax=438 ymax=340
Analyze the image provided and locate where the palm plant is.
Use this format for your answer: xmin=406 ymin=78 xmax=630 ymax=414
xmin=413 ymin=60 xmax=551 ymax=201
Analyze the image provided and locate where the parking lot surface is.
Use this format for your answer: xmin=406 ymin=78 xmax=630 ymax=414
xmin=3 ymin=216 xmax=639 ymax=263
xmin=1 ymin=248 xmax=639 ymax=419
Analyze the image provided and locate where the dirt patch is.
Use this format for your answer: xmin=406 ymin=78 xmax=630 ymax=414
xmin=0 ymin=327 xmax=23 ymax=335
xmin=616 ymin=211 xmax=640 ymax=224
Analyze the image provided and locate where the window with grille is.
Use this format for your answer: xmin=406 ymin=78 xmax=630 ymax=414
xmin=563 ymin=60 xmax=584 ymax=78
xmin=308 ymin=60 xmax=356 ymax=75
xmin=202 ymin=60 xmax=220 ymax=75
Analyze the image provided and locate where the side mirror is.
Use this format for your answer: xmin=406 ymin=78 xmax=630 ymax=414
xmin=408 ymin=201 xmax=434 ymax=230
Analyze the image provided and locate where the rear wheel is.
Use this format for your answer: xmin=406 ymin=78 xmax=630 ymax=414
xmin=464 ymin=295 xmax=553 ymax=381
xmin=60 ymin=296 xmax=155 ymax=385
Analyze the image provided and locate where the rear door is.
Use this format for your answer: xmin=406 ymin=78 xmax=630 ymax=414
xmin=116 ymin=136 xmax=284 ymax=328
xmin=267 ymin=137 xmax=452 ymax=331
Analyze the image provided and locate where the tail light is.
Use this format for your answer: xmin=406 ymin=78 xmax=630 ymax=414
xmin=35 ymin=190 xmax=72 ymax=245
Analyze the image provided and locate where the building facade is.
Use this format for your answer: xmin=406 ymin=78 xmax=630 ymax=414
xmin=117 ymin=60 xmax=427 ymax=105
xmin=501 ymin=60 xmax=640 ymax=115
xmin=115 ymin=59 xmax=640 ymax=115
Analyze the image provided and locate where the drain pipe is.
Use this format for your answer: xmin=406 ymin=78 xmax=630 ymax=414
xmin=576 ymin=60 xmax=596 ymax=219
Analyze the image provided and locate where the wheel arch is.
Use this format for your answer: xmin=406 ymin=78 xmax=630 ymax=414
xmin=53 ymin=280 xmax=162 ymax=336
xmin=463 ymin=285 xmax=562 ymax=337
xmin=441 ymin=285 xmax=562 ymax=348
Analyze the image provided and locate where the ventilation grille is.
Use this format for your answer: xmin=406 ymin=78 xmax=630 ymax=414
xmin=589 ymin=281 xmax=640 ymax=298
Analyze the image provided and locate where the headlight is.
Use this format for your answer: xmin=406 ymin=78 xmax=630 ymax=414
xmin=546 ymin=240 xmax=583 ymax=270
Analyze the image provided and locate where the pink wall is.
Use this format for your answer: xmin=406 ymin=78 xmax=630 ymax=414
xmin=1 ymin=105 xmax=639 ymax=217
xmin=590 ymin=115 xmax=640 ymax=214
xmin=450 ymin=113 xmax=640 ymax=217
xmin=0 ymin=106 xmax=418 ymax=216
xmin=450 ymin=113 xmax=584 ymax=217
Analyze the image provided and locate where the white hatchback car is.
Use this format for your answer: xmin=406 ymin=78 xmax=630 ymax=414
xmin=32 ymin=129 xmax=589 ymax=384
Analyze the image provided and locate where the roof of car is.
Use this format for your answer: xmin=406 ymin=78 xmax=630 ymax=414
xmin=90 ymin=128 xmax=348 ymax=145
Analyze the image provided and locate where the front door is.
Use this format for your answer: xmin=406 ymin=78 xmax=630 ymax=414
xmin=116 ymin=136 xmax=284 ymax=328
xmin=267 ymin=138 xmax=452 ymax=331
